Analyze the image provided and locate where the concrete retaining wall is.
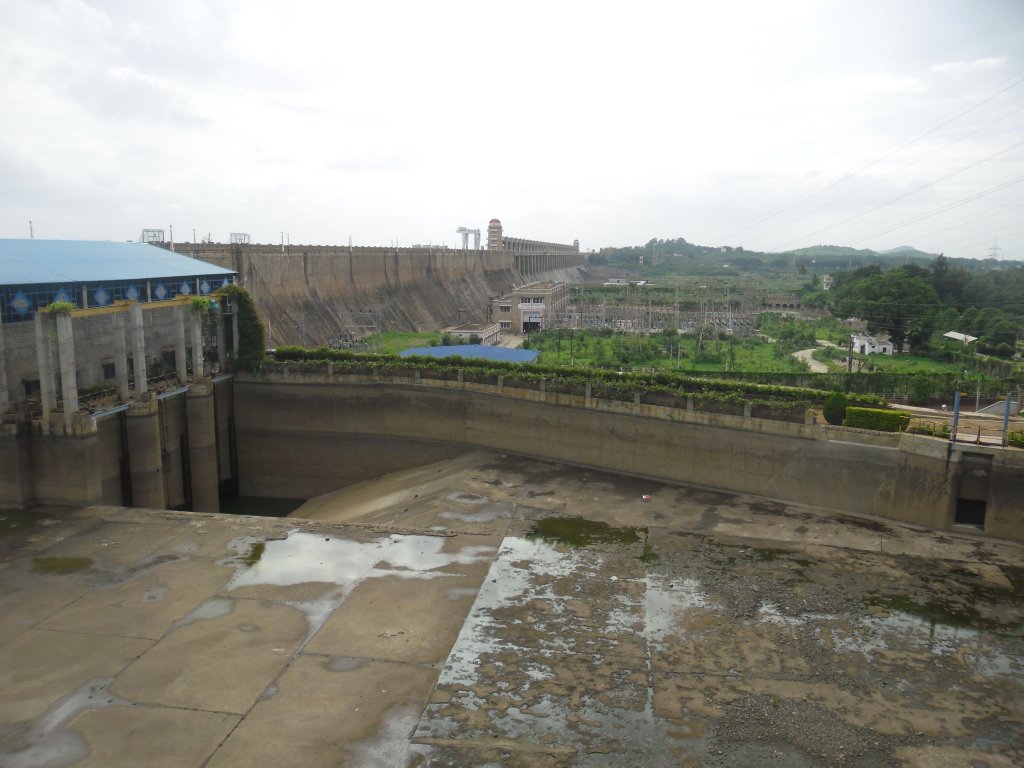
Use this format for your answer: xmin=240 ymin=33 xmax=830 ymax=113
xmin=234 ymin=372 xmax=1024 ymax=542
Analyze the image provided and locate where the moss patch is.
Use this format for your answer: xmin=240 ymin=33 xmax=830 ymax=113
xmin=243 ymin=542 xmax=266 ymax=567
xmin=31 ymin=556 xmax=93 ymax=574
xmin=526 ymin=516 xmax=644 ymax=548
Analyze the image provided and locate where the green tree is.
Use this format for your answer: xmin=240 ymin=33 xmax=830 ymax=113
xmin=836 ymin=270 xmax=940 ymax=353
xmin=218 ymin=285 xmax=265 ymax=370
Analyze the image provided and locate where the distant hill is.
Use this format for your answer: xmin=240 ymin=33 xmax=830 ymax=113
xmin=779 ymin=245 xmax=878 ymax=259
xmin=874 ymin=246 xmax=936 ymax=260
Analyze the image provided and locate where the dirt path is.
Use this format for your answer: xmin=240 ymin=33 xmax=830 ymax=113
xmin=793 ymin=347 xmax=829 ymax=373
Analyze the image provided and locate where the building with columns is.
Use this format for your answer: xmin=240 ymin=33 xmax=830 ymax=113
xmin=0 ymin=239 xmax=237 ymax=511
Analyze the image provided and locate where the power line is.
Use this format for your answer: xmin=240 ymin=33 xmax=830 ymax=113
xmin=849 ymin=176 xmax=1024 ymax=246
xmin=719 ymin=68 xmax=1024 ymax=244
xmin=768 ymin=139 xmax=1024 ymax=252
xmin=763 ymin=103 xmax=1024 ymax=249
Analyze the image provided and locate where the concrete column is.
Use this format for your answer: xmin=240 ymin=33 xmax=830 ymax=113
xmin=131 ymin=302 xmax=148 ymax=395
xmin=112 ymin=312 xmax=130 ymax=401
xmin=34 ymin=312 xmax=57 ymax=419
xmin=174 ymin=307 xmax=188 ymax=383
xmin=0 ymin=306 xmax=9 ymax=413
xmin=186 ymin=377 xmax=219 ymax=512
xmin=55 ymin=314 xmax=79 ymax=413
xmin=125 ymin=396 xmax=166 ymax=509
xmin=191 ymin=311 xmax=205 ymax=377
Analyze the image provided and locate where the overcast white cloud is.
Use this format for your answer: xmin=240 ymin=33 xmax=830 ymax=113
xmin=1 ymin=0 xmax=1022 ymax=259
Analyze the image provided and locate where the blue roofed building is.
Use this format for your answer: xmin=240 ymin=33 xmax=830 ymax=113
xmin=399 ymin=345 xmax=539 ymax=364
xmin=0 ymin=239 xmax=238 ymax=420
xmin=0 ymin=239 xmax=235 ymax=324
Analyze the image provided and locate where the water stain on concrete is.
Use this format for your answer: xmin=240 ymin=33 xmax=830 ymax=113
xmin=0 ymin=678 xmax=132 ymax=768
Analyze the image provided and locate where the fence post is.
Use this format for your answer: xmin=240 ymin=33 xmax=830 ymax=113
xmin=1002 ymin=394 xmax=1012 ymax=447
xmin=950 ymin=390 xmax=961 ymax=444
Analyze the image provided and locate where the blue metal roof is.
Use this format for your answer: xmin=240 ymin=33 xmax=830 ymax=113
xmin=0 ymin=239 xmax=235 ymax=286
xmin=400 ymin=345 xmax=540 ymax=363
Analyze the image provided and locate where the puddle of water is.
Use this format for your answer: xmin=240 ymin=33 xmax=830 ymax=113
xmin=30 ymin=557 xmax=93 ymax=575
xmin=0 ymin=678 xmax=132 ymax=768
xmin=172 ymin=597 xmax=235 ymax=630
xmin=644 ymin=576 xmax=711 ymax=649
xmin=868 ymin=594 xmax=1017 ymax=632
xmin=831 ymin=610 xmax=1023 ymax=678
xmin=220 ymin=531 xmax=495 ymax=645
xmin=227 ymin=532 xmax=492 ymax=591
xmin=526 ymin=516 xmax=643 ymax=548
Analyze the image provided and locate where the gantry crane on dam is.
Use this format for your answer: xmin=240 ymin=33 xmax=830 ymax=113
xmin=456 ymin=227 xmax=481 ymax=250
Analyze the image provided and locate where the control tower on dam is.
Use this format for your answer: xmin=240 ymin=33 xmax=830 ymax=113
xmin=161 ymin=226 xmax=585 ymax=346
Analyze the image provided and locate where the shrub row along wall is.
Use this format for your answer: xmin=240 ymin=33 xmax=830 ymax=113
xmin=234 ymin=370 xmax=1024 ymax=542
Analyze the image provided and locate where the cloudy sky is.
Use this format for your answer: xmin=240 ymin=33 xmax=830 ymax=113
xmin=1 ymin=0 xmax=1022 ymax=258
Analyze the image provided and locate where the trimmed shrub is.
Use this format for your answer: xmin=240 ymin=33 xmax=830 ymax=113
xmin=844 ymin=407 xmax=910 ymax=432
xmin=823 ymin=392 xmax=848 ymax=425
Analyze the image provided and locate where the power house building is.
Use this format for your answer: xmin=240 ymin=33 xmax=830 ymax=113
xmin=0 ymin=239 xmax=239 ymax=511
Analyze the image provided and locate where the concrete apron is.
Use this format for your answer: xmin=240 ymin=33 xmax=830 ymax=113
xmin=0 ymin=454 xmax=1022 ymax=767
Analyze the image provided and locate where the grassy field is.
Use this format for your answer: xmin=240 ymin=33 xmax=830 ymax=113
xmin=529 ymin=330 xmax=809 ymax=373
xmin=361 ymin=331 xmax=443 ymax=354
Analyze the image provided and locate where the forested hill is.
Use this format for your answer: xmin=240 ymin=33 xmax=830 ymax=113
xmin=593 ymin=238 xmax=1004 ymax=276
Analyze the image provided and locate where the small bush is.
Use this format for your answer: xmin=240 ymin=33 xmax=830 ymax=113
xmin=823 ymin=392 xmax=848 ymax=425
xmin=844 ymin=407 xmax=910 ymax=432
xmin=1009 ymin=431 xmax=1024 ymax=448
xmin=47 ymin=301 xmax=76 ymax=316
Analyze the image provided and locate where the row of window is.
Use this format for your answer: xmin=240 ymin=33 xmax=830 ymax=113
xmin=0 ymin=275 xmax=233 ymax=324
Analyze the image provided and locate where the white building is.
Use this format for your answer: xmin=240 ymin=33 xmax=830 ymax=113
xmin=851 ymin=334 xmax=893 ymax=355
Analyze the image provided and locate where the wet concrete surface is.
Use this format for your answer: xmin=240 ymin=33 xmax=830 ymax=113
xmin=0 ymin=452 xmax=1022 ymax=766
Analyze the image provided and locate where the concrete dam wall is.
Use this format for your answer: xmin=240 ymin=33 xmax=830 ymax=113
xmin=234 ymin=371 xmax=1024 ymax=543
xmin=169 ymin=243 xmax=586 ymax=346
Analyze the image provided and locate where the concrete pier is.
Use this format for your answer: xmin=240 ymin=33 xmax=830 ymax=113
xmin=0 ymin=421 xmax=31 ymax=505
xmin=186 ymin=378 xmax=220 ymax=513
xmin=124 ymin=397 xmax=165 ymax=509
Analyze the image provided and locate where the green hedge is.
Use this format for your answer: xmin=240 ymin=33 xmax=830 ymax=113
xmin=844 ymin=407 xmax=910 ymax=432
xmin=1009 ymin=431 xmax=1024 ymax=448
xmin=268 ymin=347 xmax=883 ymax=409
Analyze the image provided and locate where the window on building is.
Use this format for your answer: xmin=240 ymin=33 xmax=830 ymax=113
xmin=500 ymin=321 xmax=512 ymax=329
xmin=102 ymin=361 xmax=116 ymax=380
xmin=499 ymin=305 xmax=511 ymax=313
xmin=23 ymin=378 xmax=40 ymax=398
xmin=162 ymin=349 xmax=176 ymax=370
